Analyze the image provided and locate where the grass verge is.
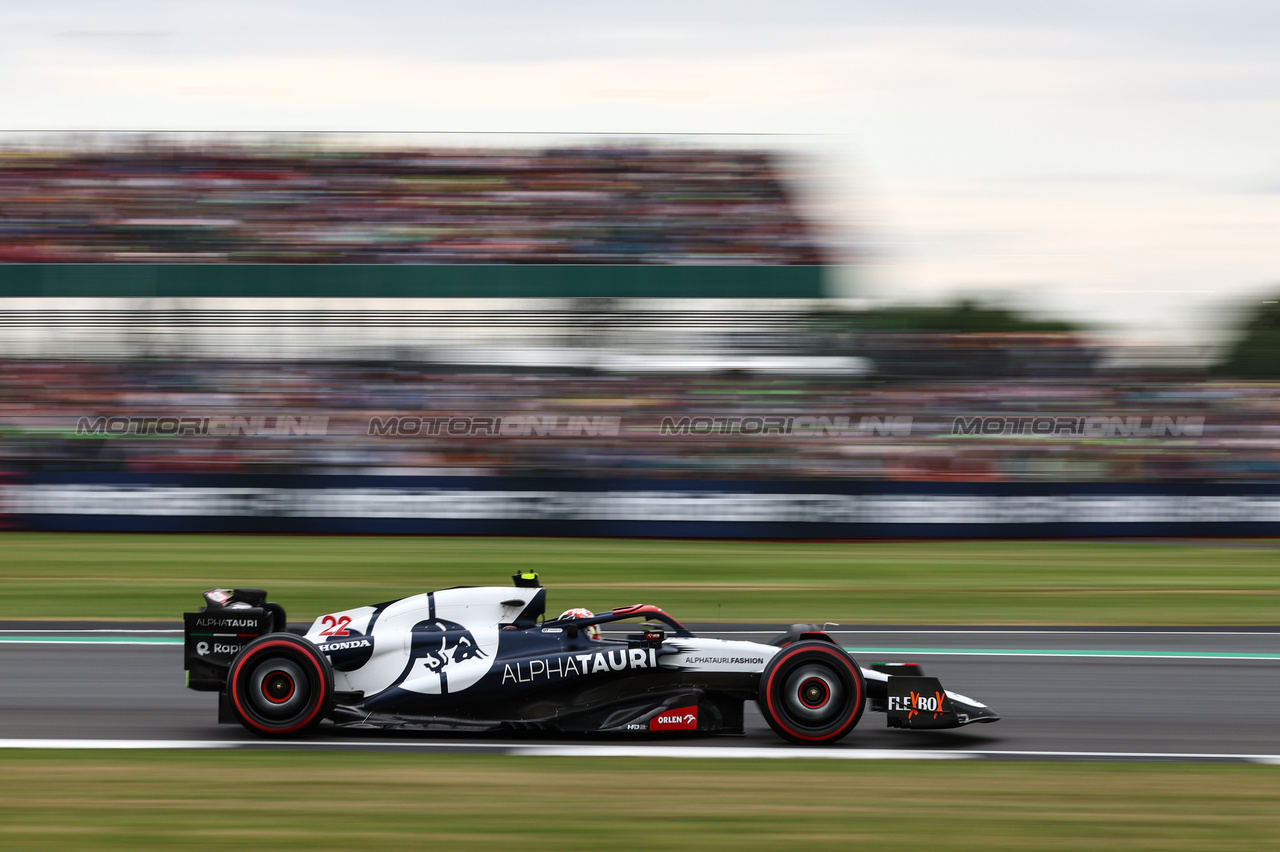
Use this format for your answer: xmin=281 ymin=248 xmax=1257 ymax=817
xmin=2 ymin=533 xmax=1278 ymax=624
xmin=1 ymin=751 xmax=1278 ymax=851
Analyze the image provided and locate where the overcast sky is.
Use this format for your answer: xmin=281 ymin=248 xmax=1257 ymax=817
xmin=4 ymin=1 xmax=1279 ymax=342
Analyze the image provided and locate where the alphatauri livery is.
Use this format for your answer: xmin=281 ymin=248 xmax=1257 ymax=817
xmin=184 ymin=575 xmax=998 ymax=743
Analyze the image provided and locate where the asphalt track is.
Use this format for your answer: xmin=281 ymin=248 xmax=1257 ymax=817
xmin=4 ymin=623 xmax=1280 ymax=763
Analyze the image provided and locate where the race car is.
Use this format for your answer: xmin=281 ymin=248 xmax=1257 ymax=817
xmin=184 ymin=573 xmax=998 ymax=744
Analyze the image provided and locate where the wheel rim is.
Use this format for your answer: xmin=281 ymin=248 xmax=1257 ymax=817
xmin=246 ymin=657 xmax=309 ymax=720
xmin=781 ymin=663 xmax=844 ymax=727
xmin=798 ymin=676 xmax=830 ymax=709
xmin=261 ymin=669 xmax=296 ymax=704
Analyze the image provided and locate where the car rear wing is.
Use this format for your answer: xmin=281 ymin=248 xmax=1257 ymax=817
xmin=183 ymin=588 xmax=287 ymax=691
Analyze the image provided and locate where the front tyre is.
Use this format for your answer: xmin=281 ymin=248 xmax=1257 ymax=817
xmin=227 ymin=634 xmax=333 ymax=737
xmin=758 ymin=641 xmax=865 ymax=745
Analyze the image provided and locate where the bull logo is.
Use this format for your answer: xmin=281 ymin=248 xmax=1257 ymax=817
xmin=392 ymin=617 xmax=490 ymax=695
xmin=411 ymin=617 xmax=487 ymax=672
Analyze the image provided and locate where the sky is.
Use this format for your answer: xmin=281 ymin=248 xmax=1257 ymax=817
xmin=3 ymin=0 xmax=1279 ymax=345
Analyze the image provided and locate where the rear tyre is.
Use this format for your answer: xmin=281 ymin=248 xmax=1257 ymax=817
xmin=227 ymin=634 xmax=333 ymax=737
xmin=757 ymin=640 xmax=865 ymax=745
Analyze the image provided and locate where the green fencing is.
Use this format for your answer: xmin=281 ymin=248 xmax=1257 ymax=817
xmin=0 ymin=264 xmax=825 ymax=299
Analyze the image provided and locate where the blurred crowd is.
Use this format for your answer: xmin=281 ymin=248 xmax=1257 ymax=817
xmin=0 ymin=142 xmax=822 ymax=265
xmin=3 ymin=358 xmax=1278 ymax=482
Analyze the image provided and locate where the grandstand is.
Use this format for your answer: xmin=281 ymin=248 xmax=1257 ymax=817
xmin=0 ymin=135 xmax=839 ymax=362
xmin=0 ymin=138 xmax=825 ymax=271
xmin=3 ymin=136 xmax=1278 ymax=529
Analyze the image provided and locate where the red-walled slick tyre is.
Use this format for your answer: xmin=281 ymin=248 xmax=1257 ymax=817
xmin=757 ymin=640 xmax=865 ymax=745
xmin=227 ymin=634 xmax=333 ymax=737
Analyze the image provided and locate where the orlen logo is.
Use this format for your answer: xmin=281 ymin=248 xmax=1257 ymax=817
xmin=649 ymin=705 xmax=698 ymax=731
xmin=888 ymin=690 xmax=948 ymax=721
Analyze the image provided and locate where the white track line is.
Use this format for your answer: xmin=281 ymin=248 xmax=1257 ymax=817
xmin=1 ymin=739 xmax=1278 ymax=763
xmin=0 ymin=739 xmax=524 ymax=751
xmin=510 ymin=745 xmax=1280 ymax=763
xmin=511 ymin=745 xmax=970 ymax=760
xmin=0 ymin=739 xmax=239 ymax=750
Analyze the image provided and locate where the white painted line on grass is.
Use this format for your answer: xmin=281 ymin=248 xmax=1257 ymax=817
xmin=966 ymin=750 xmax=1280 ymax=764
xmin=510 ymin=745 xmax=1280 ymax=763
xmin=0 ymin=739 xmax=526 ymax=751
xmin=0 ymin=739 xmax=238 ymax=750
xmin=510 ymin=745 xmax=970 ymax=760
xmin=2 ymin=739 xmax=1279 ymax=764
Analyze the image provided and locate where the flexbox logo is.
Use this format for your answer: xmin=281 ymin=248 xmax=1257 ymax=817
xmin=889 ymin=690 xmax=948 ymax=721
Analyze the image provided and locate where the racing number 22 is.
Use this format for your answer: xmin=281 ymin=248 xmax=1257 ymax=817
xmin=319 ymin=615 xmax=352 ymax=636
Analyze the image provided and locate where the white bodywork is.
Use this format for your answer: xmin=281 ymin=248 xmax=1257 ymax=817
xmin=659 ymin=638 xmax=777 ymax=673
xmin=304 ymin=586 xmax=538 ymax=695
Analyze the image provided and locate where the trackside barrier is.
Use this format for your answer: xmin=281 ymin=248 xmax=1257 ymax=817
xmin=6 ymin=475 xmax=1280 ymax=537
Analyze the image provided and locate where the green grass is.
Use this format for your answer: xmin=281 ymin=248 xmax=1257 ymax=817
xmin=2 ymin=533 xmax=1278 ymax=624
xmin=1 ymin=752 xmax=1278 ymax=850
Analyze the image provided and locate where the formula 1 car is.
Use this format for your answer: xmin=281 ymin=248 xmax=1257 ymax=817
xmin=184 ymin=574 xmax=998 ymax=744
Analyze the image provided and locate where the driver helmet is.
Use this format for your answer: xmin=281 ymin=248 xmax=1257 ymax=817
xmin=558 ymin=607 xmax=601 ymax=640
